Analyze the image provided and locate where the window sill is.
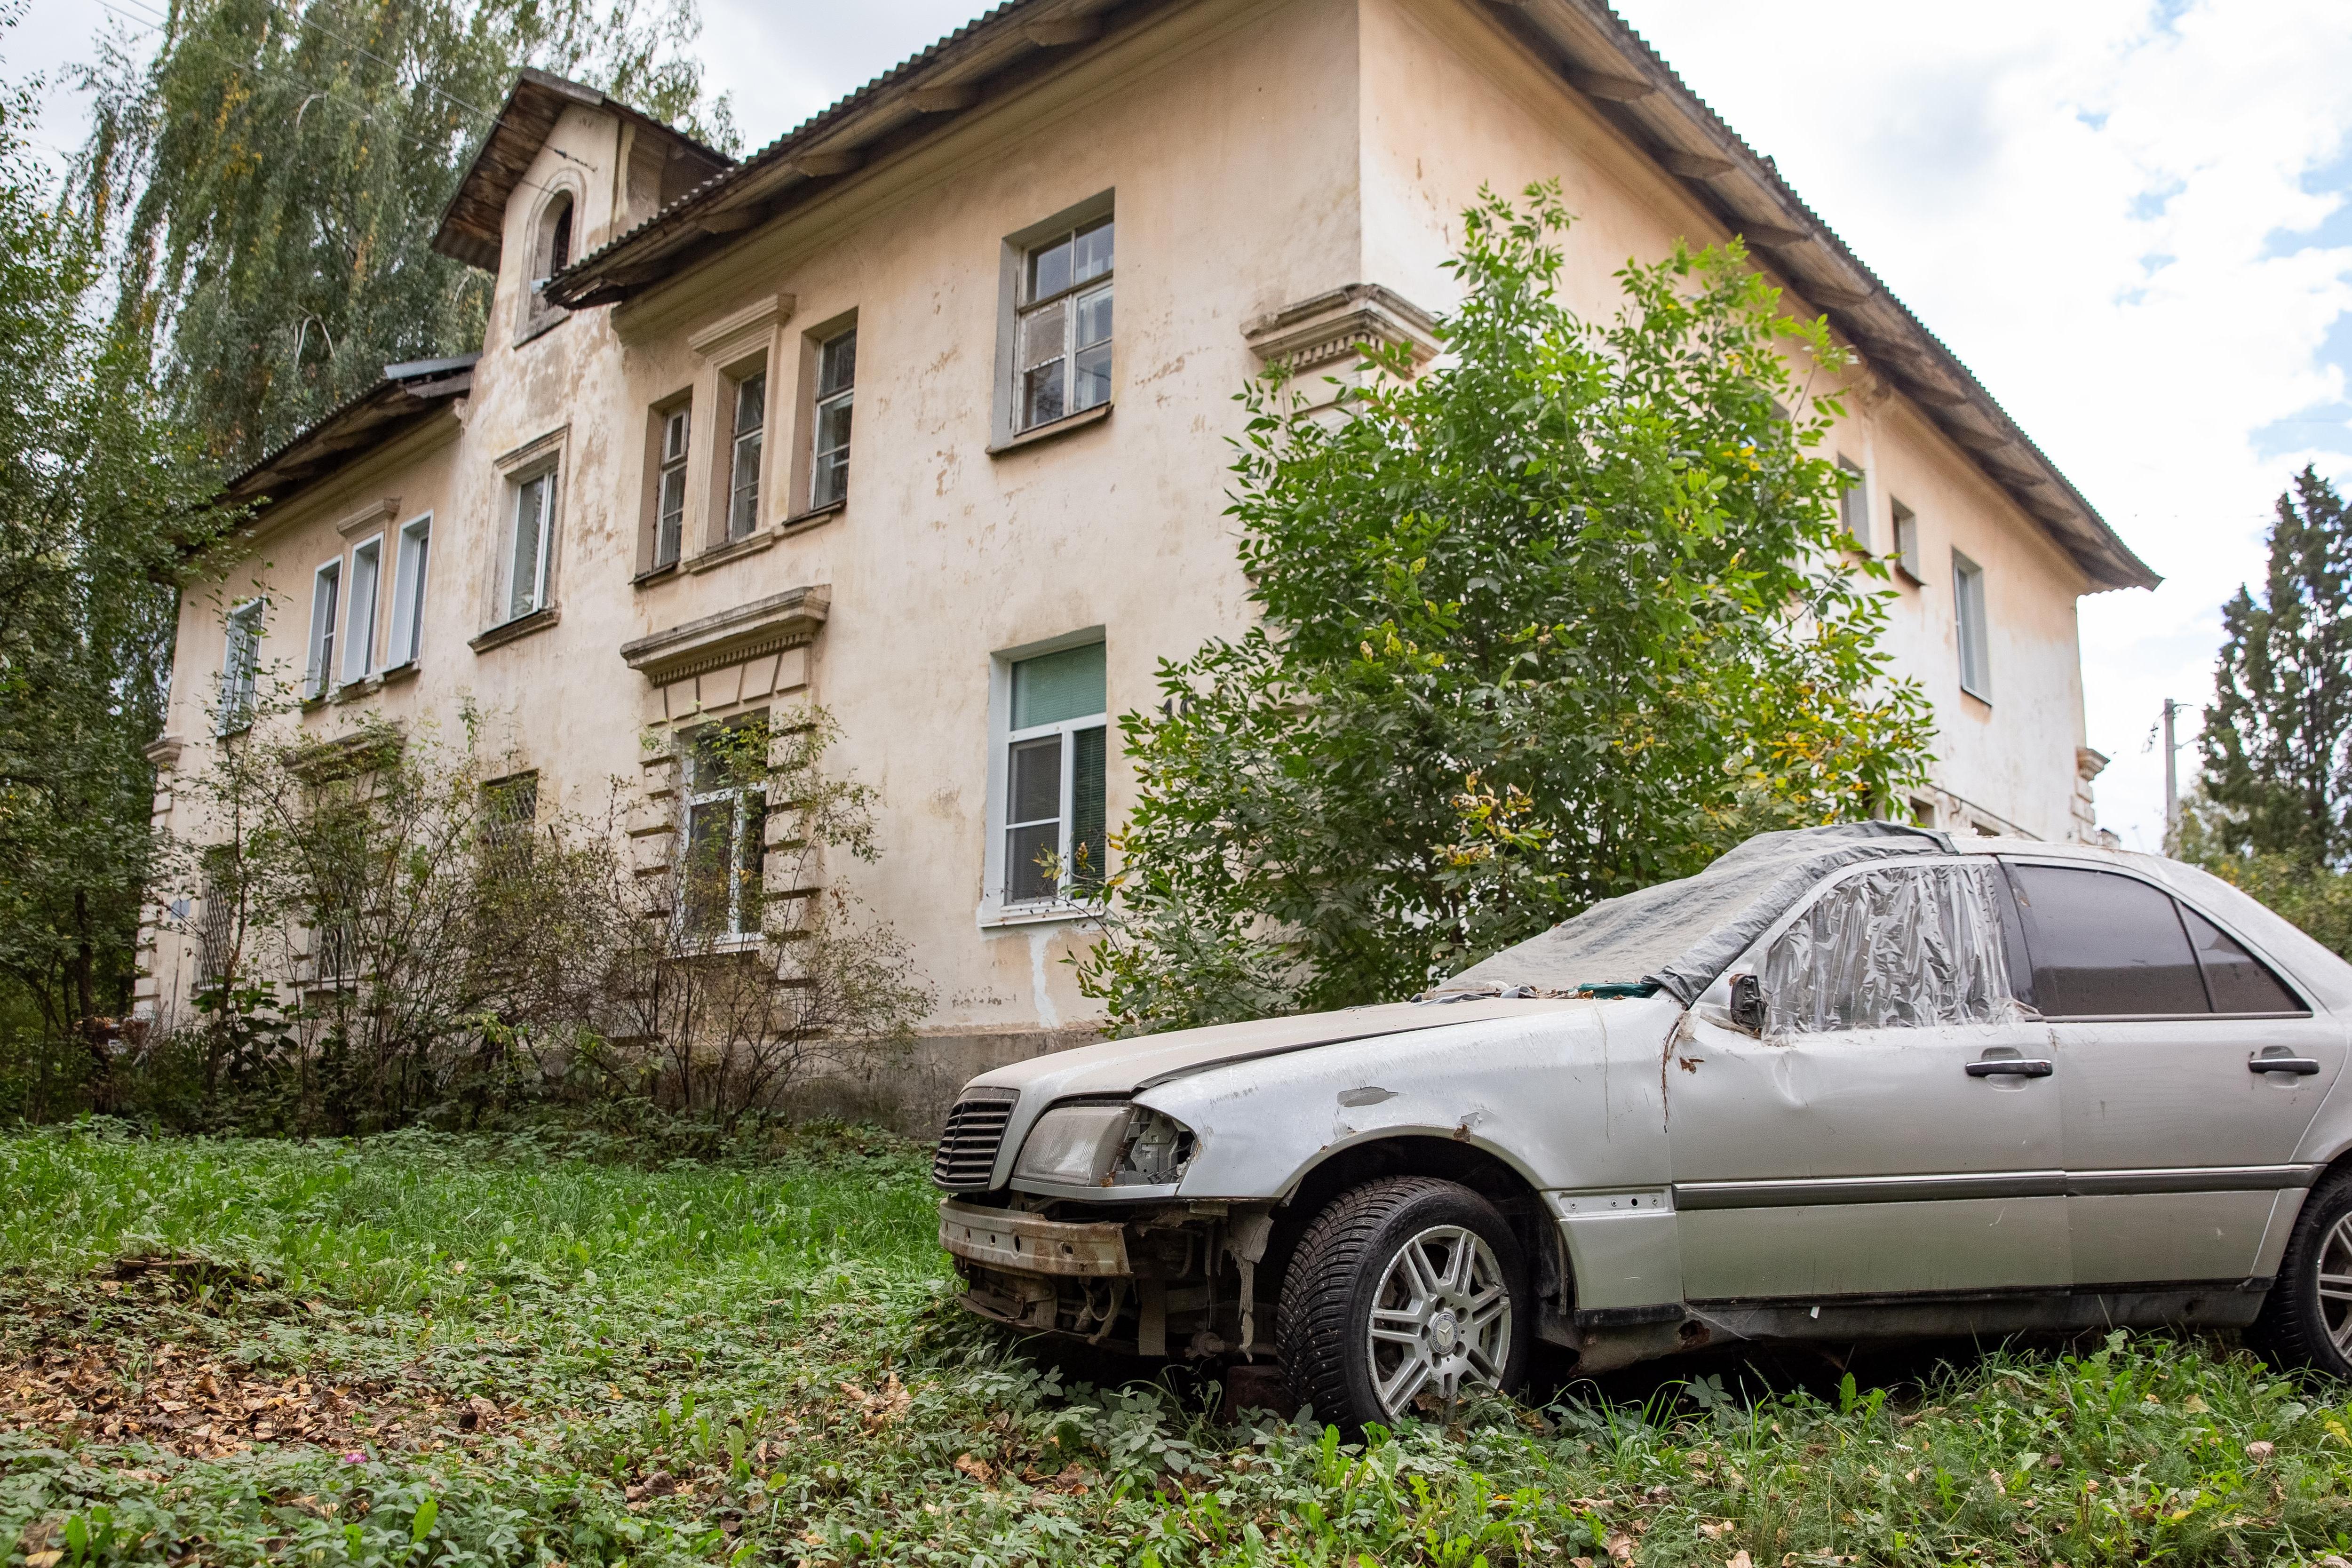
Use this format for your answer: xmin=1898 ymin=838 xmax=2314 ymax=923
xmin=635 ymin=561 xmax=682 ymax=589
xmin=469 ymin=605 xmax=561 ymax=653
xmin=686 ymin=528 xmax=779 ymax=574
xmin=987 ymin=401 xmax=1111 ymax=457
xmin=380 ymin=660 xmax=420 ymax=685
xmin=1960 ymin=686 xmax=1992 ymax=711
xmin=978 ymin=900 xmax=1102 ymax=931
xmin=781 ymin=498 xmax=846 ymax=535
xmin=330 ymin=673 xmax=385 ymax=703
xmin=513 ymin=304 xmax=570 ymax=348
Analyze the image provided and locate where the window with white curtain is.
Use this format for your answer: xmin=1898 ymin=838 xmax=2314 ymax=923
xmin=305 ymin=559 xmax=340 ymax=699
xmin=505 ymin=469 xmax=556 ymax=621
xmin=726 ymin=370 xmax=765 ymax=539
xmin=387 ymin=515 xmax=430 ymax=668
xmin=342 ymin=534 xmax=381 ymax=684
xmin=219 ymin=599 xmax=262 ymax=732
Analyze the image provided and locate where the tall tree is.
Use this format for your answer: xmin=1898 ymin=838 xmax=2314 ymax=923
xmin=2200 ymin=466 xmax=2352 ymax=868
xmin=0 ymin=11 xmax=236 ymax=1112
xmin=75 ymin=0 xmax=735 ymax=465
xmin=1076 ymin=186 xmax=1935 ymax=1033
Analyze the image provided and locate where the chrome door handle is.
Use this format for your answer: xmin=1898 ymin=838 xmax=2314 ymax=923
xmin=2249 ymin=1055 xmax=2322 ymax=1076
xmin=1966 ymin=1058 xmax=2054 ymax=1078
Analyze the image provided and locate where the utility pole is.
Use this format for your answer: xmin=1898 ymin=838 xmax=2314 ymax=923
xmin=2162 ymin=698 xmax=2179 ymax=845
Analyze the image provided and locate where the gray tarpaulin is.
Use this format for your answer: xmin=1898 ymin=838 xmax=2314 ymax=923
xmin=1440 ymin=821 xmax=1955 ymax=1005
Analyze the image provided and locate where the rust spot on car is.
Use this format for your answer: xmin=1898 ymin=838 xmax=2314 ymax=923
xmin=1677 ymin=1056 xmax=1704 ymax=1073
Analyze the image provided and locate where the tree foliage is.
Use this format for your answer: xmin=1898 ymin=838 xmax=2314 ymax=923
xmin=0 ymin=15 xmax=238 ymax=1117
xmin=2198 ymin=466 xmax=2352 ymax=869
xmin=74 ymin=0 xmax=736 ymax=464
xmin=1077 ymin=186 xmax=1934 ymax=1032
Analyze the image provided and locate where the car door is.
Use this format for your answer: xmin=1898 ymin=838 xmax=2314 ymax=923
xmin=1671 ymin=857 xmax=2071 ymax=1302
xmin=2002 ymin=859 xmax=2347 ymax=1287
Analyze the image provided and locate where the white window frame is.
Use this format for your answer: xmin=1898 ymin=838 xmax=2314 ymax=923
xmin=985 ymin=632 xmax=1109 ymax=917
xmin=678 ymin=716 xmax=768 ymax=944
xmin=503 ymin=466 xmax=557 ymax=623
xmin=654 ymin=405 xmax=689 ymax=568
xmin=387 ymin=513 xmax=431 ymax=668
xmin=219 ymin=598 xmax=263 ymax=733
xmin=1953 ymin=549 xmax=1991 ymax=702
xmin=341 ymin=532 xmax=382 ymax=685
xmin=305 ymin=558 xmax=341 ymax=700
xmin=725 ymin=368 xmax=766 ymax=540
xmin=810 ymin=327 xmax=855 ymax=509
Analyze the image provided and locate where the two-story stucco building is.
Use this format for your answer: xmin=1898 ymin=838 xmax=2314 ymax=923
xmin=138 ymin=0 xmax=2156 ymax=1116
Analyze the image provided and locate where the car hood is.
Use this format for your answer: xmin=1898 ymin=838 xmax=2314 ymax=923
xmin=969 ymin=997 xmax=1585 ymax=1102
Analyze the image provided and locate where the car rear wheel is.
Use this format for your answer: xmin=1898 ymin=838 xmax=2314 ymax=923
xmin=2252 ymin=1171 xmax=2352 ymax=1379
xmin=1275 ymin=1177 xmax=1529 ymax=1433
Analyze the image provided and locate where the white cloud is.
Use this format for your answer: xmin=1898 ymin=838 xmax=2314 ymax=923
xmin=1615 ymin=0 xmax=2352 ymax=849
xmin=16 ymin=0 xmax=2352 ymax=851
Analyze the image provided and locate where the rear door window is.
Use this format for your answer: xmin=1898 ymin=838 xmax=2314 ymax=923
xmin=2005 ymin=864 xmax=2207 ymax=1017
xmin=2178 ymin=904 xmax=2303 ymax=1014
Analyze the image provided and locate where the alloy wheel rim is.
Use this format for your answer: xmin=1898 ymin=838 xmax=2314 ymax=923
xmin=2320 ymin=1211 xmax=2352 ymax=1355
xmin=1364 ymin=1224 xmax=1512 ymax=1420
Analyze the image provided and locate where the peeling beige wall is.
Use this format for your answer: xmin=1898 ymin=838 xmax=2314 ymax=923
xmin=144 ymin=0 xmax=2113 ymax=1055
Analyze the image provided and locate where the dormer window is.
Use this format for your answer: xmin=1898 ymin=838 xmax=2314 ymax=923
xmin=536 ymin=192 xmax=574 ymax=290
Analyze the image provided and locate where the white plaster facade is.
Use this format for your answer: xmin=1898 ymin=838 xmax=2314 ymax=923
xmin=140 ymin=0 xmax=2154 ymax=1107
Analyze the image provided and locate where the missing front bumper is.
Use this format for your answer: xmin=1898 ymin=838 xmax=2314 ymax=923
xmin=938 ymin=1198 xmax=1133 ymax=1278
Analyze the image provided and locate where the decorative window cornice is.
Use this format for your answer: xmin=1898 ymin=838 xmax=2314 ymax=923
xmin=619 ymin=584 xmax=829 ymax=686
xmin=1241 ymin=284 xmax=1440 ymax=376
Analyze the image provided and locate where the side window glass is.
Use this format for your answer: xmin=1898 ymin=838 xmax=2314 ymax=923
xmin=2179 ymin=905 xmax=2301 ymax=1014
xmin=2006 ymin=864 xmax=2207 ymax=1017
xmin=1764 ymin=861 xmax=2019 ymax=1034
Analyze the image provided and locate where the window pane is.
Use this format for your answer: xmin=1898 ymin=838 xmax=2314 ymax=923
xmin=389 ymin=524 xmax=428 ymax=666
xmin=1073 ymin=342 xmax=1111 ymax=413
xmin=1028 ymin=234 xmax=1073 ymax=301
xmin=2181 ymin=905 xmax=2300 ymax=1013
xmin=1020 ymin=301 xmax=1065 ymax=370
xmin=664 ymin=407 xmax=689 ymax=462
xmin=737 ymin=796 xmax=767 ymax=935
xmin=1012 ymin=642 xmax=1106 ymax=728
xmin=1009 ymin=734 xmax=1063 ymax=824
xmin=812 ymin=447 xmax=849 ymax=509
xmin=1073 ymin=217 xmax=1113 ymax=283
xmin=310 ymin=565 xmax=338 ymax=697
xmin=1955 ymin=554 xmax=1989 ymax=697
xmin=1838 ymin=460 xmax=1867 ymax=548
xmin=2008 ymin=864 xmax=2209 ymax=1017
xmin=1022 ymin=361 xmax=1065 ymax=429
xmin=1071 ymin=724 xmax=1107 ymax=885
xmin=1006 ymin=823 xmax=1059 ymax=903
xmin=735 ymin=372 xmax=766 ymax=434
xmin=1074 ymin=284 xmax=1112 ymax=349
xmin=683 ymin=800 xmax=731 ymax=935
xmin=657 ymin=468 xmax=685 ymax=565
xmin=510 ymin=476 xmax=546 ymax=620
xmin=730 ymin=427 xmax=762 ymax=535
xmin=1764 ymin=862 xmax=2019 ymax=1033
xmin=344 ymin=541 xmax=379 ymax=682
xmin=819 ymin=329 xmax=856 ymax=397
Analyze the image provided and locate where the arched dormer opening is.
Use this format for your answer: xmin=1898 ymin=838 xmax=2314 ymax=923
xmin=534 ymin=190 xmax=575 ymax=290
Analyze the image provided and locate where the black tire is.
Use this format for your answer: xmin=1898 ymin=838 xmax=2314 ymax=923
xmin=1274 ymin=1176 xmax=1530 ymax=1434
xmin=2252 ymin=1171 xmax=2352 ymax=1379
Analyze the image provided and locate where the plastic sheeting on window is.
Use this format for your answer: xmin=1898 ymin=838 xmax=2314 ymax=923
xmin=1764 ymin=860 xmax=2021 ymax=1035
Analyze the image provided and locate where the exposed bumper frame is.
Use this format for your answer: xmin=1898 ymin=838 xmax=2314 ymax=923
xmin=938 ymin=1198 xmax=1133 ymax=1278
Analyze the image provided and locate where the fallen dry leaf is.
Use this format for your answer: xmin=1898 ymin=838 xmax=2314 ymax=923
xmin=1728 ymin=1552 xmax=1753 ymax=1568
xmin=953 ymin=1452 xmax=995 ymax=1485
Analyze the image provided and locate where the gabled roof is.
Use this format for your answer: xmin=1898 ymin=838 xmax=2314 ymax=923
xmin=223 ymin=356 xmax=478 ymax=510
xmin=430 ymin=68 xmax=733 ymax=273
xmin=542 ymin=0 xmax=2156 ymax=594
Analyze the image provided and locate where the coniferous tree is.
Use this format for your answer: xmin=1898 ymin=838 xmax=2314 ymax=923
xmin=74 ymin=0 xmax=736 ymax=465
xmin=2200 ymin=467 xmax=2352 ymax=868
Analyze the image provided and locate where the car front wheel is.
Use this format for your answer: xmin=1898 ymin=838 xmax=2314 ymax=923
xmin=2253 ymin=1171 xmax=2352 ymax=1379
xmin=1275 ymin=1176 xmax=1529 ymax=1433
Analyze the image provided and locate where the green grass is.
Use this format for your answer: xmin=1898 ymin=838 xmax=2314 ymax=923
xmin=6 ymin=1125 xmax=2352 ymax=1567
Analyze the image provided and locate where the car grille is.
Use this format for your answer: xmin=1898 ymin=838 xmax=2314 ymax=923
xmin=932 ymin=1087 xmax=1019 ymax=1191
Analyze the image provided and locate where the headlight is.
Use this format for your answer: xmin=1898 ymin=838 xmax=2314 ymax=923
xmin=1014 ymin=1102 xmax=1197 ymax=1188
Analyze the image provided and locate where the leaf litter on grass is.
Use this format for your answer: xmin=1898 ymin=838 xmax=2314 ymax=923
xmin=8 ymin=1126 xmax=2352 ymax=1566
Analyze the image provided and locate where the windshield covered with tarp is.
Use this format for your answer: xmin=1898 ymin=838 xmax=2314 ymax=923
xmin=1439 ymin=821 xmax=1955 ymax=1005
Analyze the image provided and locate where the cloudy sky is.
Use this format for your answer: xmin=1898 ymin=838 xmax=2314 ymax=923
xmin=14 ymin=0 xmax=2352 ymax=851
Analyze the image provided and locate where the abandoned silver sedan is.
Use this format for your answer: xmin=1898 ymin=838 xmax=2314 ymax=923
xmin=932 ymin=823 xmax=2352 ymax=1430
